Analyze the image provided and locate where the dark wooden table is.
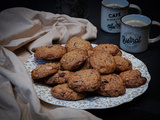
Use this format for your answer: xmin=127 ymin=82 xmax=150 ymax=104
xmin=1 ymin=0 xmax=160 ymax=119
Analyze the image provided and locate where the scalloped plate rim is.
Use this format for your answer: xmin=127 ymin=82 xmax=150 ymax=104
xmin=24 ymin=44 xmax=151 ymax=109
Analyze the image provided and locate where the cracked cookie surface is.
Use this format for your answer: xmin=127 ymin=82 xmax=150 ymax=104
xmin=114 ymin=56 xmax=132 ymax=72
xmin=31 ymin=63 xmax=59 ymax=79
xmin=89 ymin=51 xmax=116 ymax=74
xmin=45 ymin=70 xmax=71 ymax=84
xmin=60 ymin=49 xmax=88 ymax=71
xmin=119 ymin=70 xmax=147 ymax=88
xmin=34 ymin=44 xmax=66 ymax=60
xmin=65 ymin=36 xmax=93 ymax=52
xmin=97 ymin=74 xmax=126 ymax=97
xmin=51 ymin=83 xmax=86 ymax=101
xmin=93 ymin=44 xmax=122 ymax=56
xmin=68 ymin=69 xmax=101 ymax=92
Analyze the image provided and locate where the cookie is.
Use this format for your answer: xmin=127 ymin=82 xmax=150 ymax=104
xmin=116 ymin=50 xmax=122 ymax=56
xmin=51 ymin=84 xmax=86 ymax=101
xmin=45 ymin=70 xmax=71 ymax=84
xmin=119 ymin=70 xmax=147 ymax=88
xmin=89 ymin=51 xmax=116 ymax=74
xmin=31 ymin=63 xmax=59 ymax=79
xmin=60 ymin=49 xmax=88 ymax=71
xmin=93 ymin=44 xmax=122 ymax=56
xmin=78 ymin=50 xmax=93 ymax=70
xmin=65 ymin=36 xmax=93 ymax=52
xmin=97 ymin=74 xmax=126 ymax=97
xmin=114 ymin=56 xmax=132 ymax=72
xmin=68 ymin=69 xmax=101 ymax=92
xmin=34 ymin=44 xmax=66 ymax=60
xmin=79 ymin=58 xmax=92 ymax=70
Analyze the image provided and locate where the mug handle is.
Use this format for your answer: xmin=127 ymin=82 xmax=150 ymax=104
xmin=149 ymin=21 xmax=160 ymax=43
xmin=129 ymin=4 xmax=142 ymax=14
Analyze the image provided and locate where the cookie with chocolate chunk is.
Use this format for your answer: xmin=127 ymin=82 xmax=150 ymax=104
xmin=60 ymin=49 xmax=88 ymax=71
xmin=89 ymin=51 xmax=116 ymax=74
xmin=51 ymin=84 xmax=86 ymax=101
xmin=114 ymin=56 xmax=132 ymax=72
xmin=119 ymin=70 xmax=147 ymax=88
xmin=97 ymin=74 xmax=126 ymax=97
xmin=31 ymin=63 xmax=59 ymax=79
xmin=93 ymin=44 xmax=122 ymax=56
xmin=65 ymin=36 xmax=93 ymax=52
xmin=34 ymin=44 xmax=66 ymax=60
xmin=68 ymin=69 xmax=101 ymax=92
xmin=45 ymin=70 xmax=71 ymax=84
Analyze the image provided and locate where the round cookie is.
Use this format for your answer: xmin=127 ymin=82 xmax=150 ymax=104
xmin=119 ymin=70 xmax=147 ymax=88
xmin=89 ymin=51 xmax=116 ymax=74
xmin=68 ymin=69 xmax=101 ymax=92
xmin=65 ymin=36 xmax=93 ymax=52
xmin=51 ymin=84 xmax=86 ymax=101
xmin=97 ymin=74 xmax=126 ymax=97
xmin=34 ymin=44 xmax=66 ymax=60
xmin=60 ymin=49 xmax=88 ymax=71
xmin=114 ymin=56 xmax=132 ymax=72
xmin=45 ymin=70 xmax=71 ymax=84
xmin=31 ymin=63 xmax=59 ymax=79
xmin=93 ymin=44 xmax=122 ymax=56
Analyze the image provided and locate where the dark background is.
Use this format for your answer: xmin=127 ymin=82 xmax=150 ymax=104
xmin=1 ymin=0 xmax=160 ymax=120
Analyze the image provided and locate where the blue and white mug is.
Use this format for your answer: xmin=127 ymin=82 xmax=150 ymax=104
xmin=101 ymin=0 xmax=141 ymax=33
xmin=120 ymin=14 xmax=160 ymax=53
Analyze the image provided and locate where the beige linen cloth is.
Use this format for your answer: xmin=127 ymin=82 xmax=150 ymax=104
xmin=0 ymin=7 xmax=101 ymax=120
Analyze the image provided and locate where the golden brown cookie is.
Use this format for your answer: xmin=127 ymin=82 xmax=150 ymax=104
xmin=78 ymin=50 xmax=93 ymax=70
xmin=31 ymin=63 xmax=59 ymax=79
xmin=34 ymin=44 xmax=66 ymax=60
xmin=119 ymin=70 xmax=147 ymax=88
xmin=68 ymin=69 xmax=101 ymax=92
xmin=51 ymin=84 xmax=86 ymax=101
xmin=93 ymin=44 xmax=122 ymax=56
xmin=60 ymin=49 xmax=88 ymax=71
xmin=97 ymin=74 xmax=126 ymax=97
xmin=45 ymin=70 xmax=71 ymax=84
xmin=116 ymin=50 xmax=122 ymax=56
xmin=89 ymin=51 xmax=116 ymax=74
xmin=114 ymin=56 xmax=132 ymax=72
xmin=65 ymin=36 xmax=93 ymax=52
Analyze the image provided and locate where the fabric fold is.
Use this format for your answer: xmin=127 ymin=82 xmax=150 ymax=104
xmin=0 ymin=7 xmax=101 ymax=120
xmin=0 ymin=7 xmax=97 ymax=52
xmin=0 ymin=47 xmax=101 ymax=120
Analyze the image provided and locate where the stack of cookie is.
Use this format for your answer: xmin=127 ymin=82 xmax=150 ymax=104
xmin=31 ymin=36 xmax=147 ymax=101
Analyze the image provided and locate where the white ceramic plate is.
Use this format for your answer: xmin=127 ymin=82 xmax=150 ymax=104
xmin=24 ymin=44 xmax=151 ymax=109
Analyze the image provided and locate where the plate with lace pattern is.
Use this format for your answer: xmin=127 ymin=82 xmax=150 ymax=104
xmin=24 ymin=44 xmax=151 ymax=109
